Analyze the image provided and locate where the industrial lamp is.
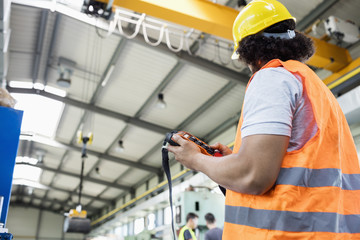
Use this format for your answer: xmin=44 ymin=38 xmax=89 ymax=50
xmin=156 ymin=93 xmax=167 ymax=109
xmin=116 ymin=140 xmax=125 ymax=152
xmin=56 ymin=57 xmax=76 ymax=88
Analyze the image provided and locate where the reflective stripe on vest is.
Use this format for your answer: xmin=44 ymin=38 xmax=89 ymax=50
xmin=276 ymin=167 xmax=360 ymax=190
xmin=225 ymin=205 xmax=359 ymax=233
xmin=222 ymin=59 xmax=360 ymax=239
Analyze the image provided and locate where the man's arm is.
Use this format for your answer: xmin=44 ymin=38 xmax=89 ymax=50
xmin=168 ymin=134 xmax=289 ymax=195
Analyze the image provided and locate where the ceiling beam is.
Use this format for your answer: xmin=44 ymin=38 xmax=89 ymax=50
xmin=43 ymin=13 xmax=61 ymax=86
xmin=296 ymin=0 xmax=339 ymax=31
xmin=0 ymin=0 xmax=11 ymax=87
xmin=32 ymin=10 xmax=48 ymax=84
xmin=18 ymin=137 xmax=159 ymax=172
xmin=16 ymin=162 xmax=132 ymax=191
xmin=7 ymin=86 xmax=173 ymax=135
xmin=48 ymin=184 xmax=112 ymax=203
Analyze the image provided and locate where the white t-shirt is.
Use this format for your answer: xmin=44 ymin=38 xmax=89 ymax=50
xmin=241 ymin=67 xmax=318 ymax=152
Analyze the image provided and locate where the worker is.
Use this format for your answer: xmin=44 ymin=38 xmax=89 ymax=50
xmin=204 ymin=213 xmax=222 ymax=240
xmin=178 ymin=212 xmax=198 ymax=240
xmin=167 ymin=0 xmax=360 ymax=239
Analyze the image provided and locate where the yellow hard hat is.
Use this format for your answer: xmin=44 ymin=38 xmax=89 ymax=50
xmin=231 ymin=0 xmax=296 ymax=60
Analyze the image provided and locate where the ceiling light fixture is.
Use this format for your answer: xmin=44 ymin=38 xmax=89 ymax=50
xmin=56 ymin=68 xmax=72 ymax=88
xmin=56 ymin=57 xmax=76 ymax=88
xmin=156 ymin=93 xmax=167 ymax=109
xmin=116 ymin=140 xmax=124 ymax=153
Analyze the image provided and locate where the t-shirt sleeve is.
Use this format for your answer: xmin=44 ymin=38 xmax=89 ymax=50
xmin=241 ymin=67 xmax=303 ymax=138
xmin=184 ymin=230 xmax=193 ymax=240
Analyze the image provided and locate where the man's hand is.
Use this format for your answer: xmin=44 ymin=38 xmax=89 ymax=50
xmin=0 ymin=88 xmax=16 ymax=108
xmin=210 ymin=142 xmax=232 ymax=156
xmin=167 ymin=134 xmax=202 ymax=170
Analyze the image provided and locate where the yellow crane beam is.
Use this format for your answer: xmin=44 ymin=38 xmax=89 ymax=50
xmin=98 ymin=0 xmax=352 ymax=72
xmin=101 ymin=0 xmax=238 ymax=40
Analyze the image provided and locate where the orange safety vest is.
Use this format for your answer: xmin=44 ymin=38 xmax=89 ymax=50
xmin=222 ymin=59 xmax=360 ymax=239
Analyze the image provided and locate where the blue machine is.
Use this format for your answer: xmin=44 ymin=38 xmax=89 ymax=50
xmin=0 ymin=106 xmax=23 ymax=239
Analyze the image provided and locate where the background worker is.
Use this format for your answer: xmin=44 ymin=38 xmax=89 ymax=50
xmin=178 ymin=212 xmax=198 ymax=240
xmin=204 ymin=213 xmax=222 ymax=240
xmin=168 ymin=0 xmax=360 ymax=239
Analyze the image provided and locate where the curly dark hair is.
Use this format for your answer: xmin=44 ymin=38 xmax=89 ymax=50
xmin=236 ymin=19 xmax=315 ymax=71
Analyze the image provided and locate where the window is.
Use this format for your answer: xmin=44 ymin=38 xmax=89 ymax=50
xmin=147 ymin=213 xmax=156 ymax=230
xmin=134 ymin=217 xmax=145 ymax=235
xmin=11 ymin=93 xmax=64 ymax=138
xmin=164 ymin=206 xmax=172 ymax=225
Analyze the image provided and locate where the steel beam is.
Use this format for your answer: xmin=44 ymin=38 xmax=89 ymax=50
xmin=0 ymin=0 xmax=11 ymax=87
xmin=32 ymin=10 xmax=48 ymax=84
xmin=17 ymin=137 xmax=159 ymax=172
xmin=43 ymin=13 xmax=61 ymax=86
xmin=48 ymin=184 xmax=111 ymax=203
xmin=296 ymin=0 xmax=339 ymax=31
xmin=35 ymin=209 xmax=43 ymax=240
xmin=7 ymin=86 xmax=173 ymax=135
xmin=16 ymin=162 xmax=132 ymax=191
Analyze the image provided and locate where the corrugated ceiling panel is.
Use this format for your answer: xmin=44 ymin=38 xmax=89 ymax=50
xmin=280 ymin=0 xmax=325 ymax=23
xmin=208 ymin=125 xmax=237 ymax=147
xmin=96 ymin=41 xmax=178 ymax=116
xmin=53 ymin=15 xmax=121 ymax=77
xmin=197 ymin=41 xmax=248 ymax=74
xmin=33 ymin=199 xmax=41 ymax=206
xmin=61 ymin=151 xmax=98 ymax=175
xmin=47 ymin=190 xmax=69 ymax=201
xmin=100 ymin=188 xmax=124 ymax=199
xmin=10 ymin=5 xmax=40 ymax=52
xmin=52 ymin=174 xmax=80 ymax=191
xmin=78 ymin=196 xmax=92 ymax=206
xmin=22 ymin=197 xmax=31 ymax=203
xmin=108 ymin=126 xmax=164 ymax=161
xmin=81 ymin=181 xmax=107 ymax=196
xmin=185 ymin=84 xmax=245 ymax=137
xmin=90 ymin=160 xmax=130 ymax=183
xmin=117 ymin=169 xmax=148 ymax=186
xmin=40 ymin=170 xmax=55 ymax=186
xmin=56 ymin=105 xmax=84 ymax=144
xmin=33 ymin=189 xmax=47 ymax=198
xmin=320 ymin=0 xmax=360 ymax=25
xmin=141 ymin=149 xmax=162 ymax=167
xmin=85 ymin=113 xmax=127 ymax=152
xmin=140 ymin=65 xmax=229 ymax=128
xmin=7 ymin=52 xmax=33 ymax=81
xmin=90 ymin=200 xmax=106 ymax=209
xmin=43 ymin=202 xmax=51 ymax=208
